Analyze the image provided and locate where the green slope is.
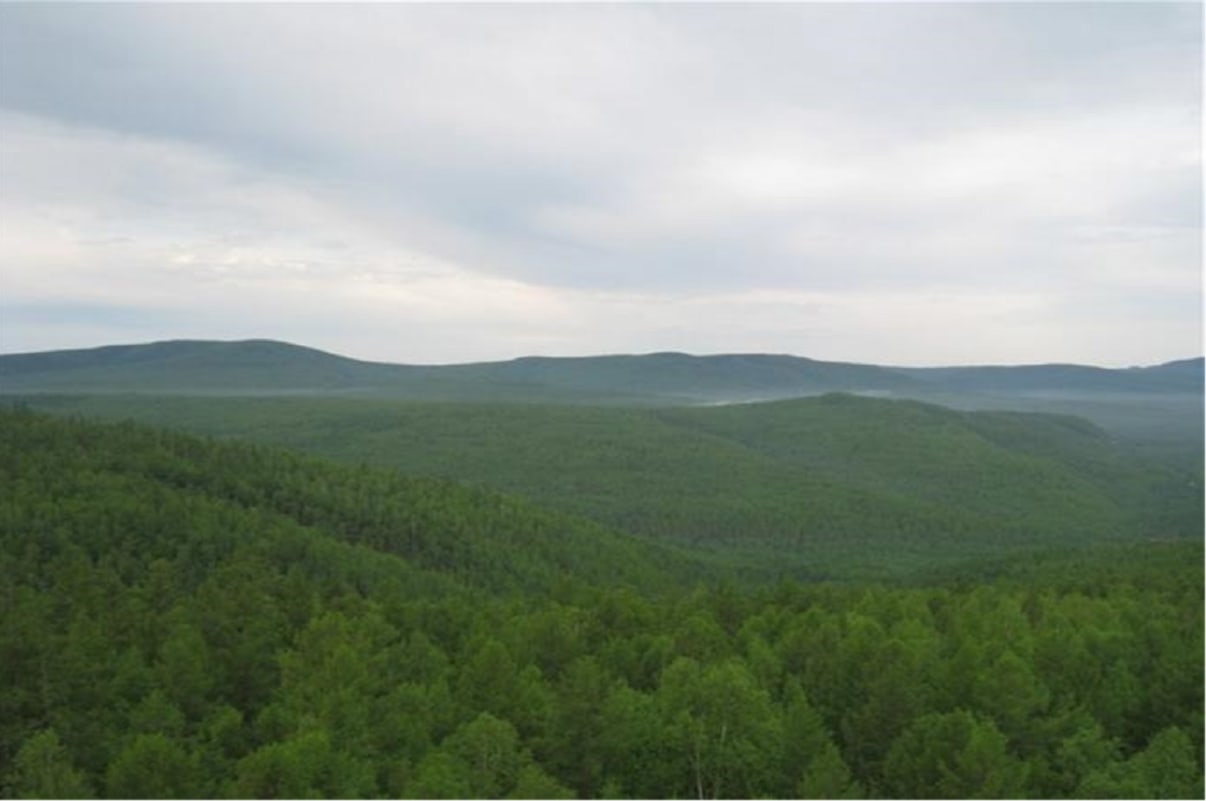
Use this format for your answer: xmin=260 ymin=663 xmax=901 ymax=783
xmin=8 ymin=339 xmax=1197 ymax=398
xmin=0 ymin=408 xmax=705 ymax=596
xmin=0 ymin=339 xmax=924 ymax=403
xmin=900 ymin=358 xmax=1203 ymax=394
xmin=657 ymin=395 xmax=1199 ymax=536
xmin=0 ymin=339 xmax=395 ymax=390
xmin=4 ymin=339 xmax=1199 ymax=441
xmin=1 ymin=410 xmax=1201 ymax=799
xmin=15 ymin=393 xmax=1198 ymax=580
xmin=446 ymin=351 xmax=927 ymax=402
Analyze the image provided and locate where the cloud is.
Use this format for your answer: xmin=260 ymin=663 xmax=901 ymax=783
xmin=0 ymin=2 xmax=1199 ymax=365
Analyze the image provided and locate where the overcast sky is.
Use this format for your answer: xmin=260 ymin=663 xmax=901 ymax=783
xmin=0 ymin=2 xmax=1200 ymax=366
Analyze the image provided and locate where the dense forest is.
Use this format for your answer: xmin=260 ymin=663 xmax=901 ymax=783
xmin=2 ymin=409 xmax=1202 ymax=798
xmin=15 ymin=392 xmax=1202 ymax=581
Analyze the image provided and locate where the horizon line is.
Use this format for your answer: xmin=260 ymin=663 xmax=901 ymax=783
xmin=0 ymin=336 xmax=1201 ymax=373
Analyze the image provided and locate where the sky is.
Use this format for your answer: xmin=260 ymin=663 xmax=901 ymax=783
xmin=0 ymin=2 xmax=1201 ymax=367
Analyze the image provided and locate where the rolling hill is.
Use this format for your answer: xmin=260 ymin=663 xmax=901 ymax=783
xmin=2 ymin=339 xmax=1199 ymax=442
xmin=899 ymin=358 xmax=1204 ymax=394
xmin=2 ymin=338 xmax=1198 ymax=398
xmin=3 ymin=410 xmax=1201 ymax=799
xmin=0 ymin=339 xmax=415 ymax=394
xmin=0 ymin=339 xmax=925 ymax=402
xmin=14 ymin=391 xmax=1200 ymax=580
xmin=0 ymin=407 xmax=706 ymax=596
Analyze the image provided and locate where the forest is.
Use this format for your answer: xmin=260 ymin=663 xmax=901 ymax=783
xmin=1 ymin=408 xmax=1202 ymax=798
xmin=11 ymin=392 xmax=1203 ymax=581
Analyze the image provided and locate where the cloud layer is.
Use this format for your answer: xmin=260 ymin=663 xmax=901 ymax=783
xmin=1 ymin=3 xmax=1200 ymax=365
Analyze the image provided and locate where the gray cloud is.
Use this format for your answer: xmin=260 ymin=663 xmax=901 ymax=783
xmin=0 ymin=2 xmax=1199 ymax=365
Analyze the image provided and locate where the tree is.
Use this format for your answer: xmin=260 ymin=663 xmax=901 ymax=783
xmin=455 ymin=637 xmax=521 ymax=720
xmin=1127 ymin=727 xmax=1202 ymax=799
xmin=545 ymin=656 xmax=611 ymax=796
xmin=838 ymin=635 xmax=930 ymax=777
xmin=598 ymin=684 xmax=673 ymax=798
xmin=128 ymin=689 xmax=185 ymax=738
xmin=405 ymin=751 xmax=472 ymax=799
xmin=969 ymin=648 xmax=1050 ymax=751
xmin=1078 ymin=726 xmax=1203 ymax=799
xmin=882 ymin=710 xmax=1027 ymax=799
xmin=231 ymin=730 xmax=376 ymax=799
xmin=270 ymin=608 xmax=398 ymax=755
xmin=509 ymin=763 xmax=576 ymax=800
xmin=657 ymin=657 xmax=783 ymax=799
xmin=781 ymin=681 xmax=859 ymax=798
xmin=155 ymin=618 xmax=214 ymax=721
xmin=104 ymin=733 xmax=199 ymax=799
xmin=196 ymin=704 xmax=247 ymax=792
xmin=797 ymin=741 xmax=862 ymax=800
xmin=7 ymin=728 xmax=93 ymax=799
xmin=443 ymin=712 xmax=524 ymax=798
xmin=1038 ymin=713 xmax=1121 ymax=797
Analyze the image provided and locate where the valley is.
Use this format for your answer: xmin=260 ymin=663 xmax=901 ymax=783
xmin=11 ymin=390 xmax=1202 ymax=581
xmin=1 ymin=339 xmax=1202 ymax=798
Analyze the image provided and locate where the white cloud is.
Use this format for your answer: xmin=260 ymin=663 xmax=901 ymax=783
xmin=0 ymin=3 xmax=1199 ymax=364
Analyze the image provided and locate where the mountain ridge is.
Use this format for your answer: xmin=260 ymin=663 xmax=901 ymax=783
xmin=2 ymin=339 xmax=1201 ymax=445
xmin=2 ymin=337 xmax=1199 ymax=371
xmin=2 ymin=337 xmax=1199 ymax=388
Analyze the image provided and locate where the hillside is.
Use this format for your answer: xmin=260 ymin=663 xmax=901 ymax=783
xmin=15 ymin=392 xmax=1199 ymax=580
xmin=448 ymin=351 xmax=928 ymax=401
xmin=3 ymin=339 xmax=1199 ymax=441
xmin=1 ymin=410 xmax=1201 ymax=799
xmin=0 ymin=408 xmax=703 ymax=597
xmin=0 ymin=339 xmax=395 ymax=390
xmin=0 ymin=339 xmax=925 ymax=402
xmin=899 ymin=358 xmax=1204 ymax=394
xmin=2 ymin=339 xmax=1198 ymax=399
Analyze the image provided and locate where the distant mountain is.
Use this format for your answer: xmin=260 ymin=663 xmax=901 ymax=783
xmin=0 ymin=339 xmax=411 ymax=393
xmin=0 ymin=339 xmax=939 ymax=404
xmin=1131 ymin=356 xmax=1205 ymax=376
xmin=3 ymin=338 xmax=1198 ymax=400
xmin=899 ymin=359 xmax=1203 ymax=394
xmin=447 ymin=351 xmax=927 ymax=402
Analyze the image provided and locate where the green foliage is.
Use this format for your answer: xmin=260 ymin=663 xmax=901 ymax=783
xmin=882 ymin=711 xmax=1028 ymax=798
xmin=3 ymin=341 xmax=1199 ymax=437
xmin=442 ymin=713 xmax=524 ymax=798
xmin=656 ymin=657 xmax=784 ymax=798
xmin=15 ymin=392 xmax=1200 ymax=581
xmin=231 ymin=730 xmax=376 ymax=798
xmin=509 ymin=763 xmax=576 ymax=799
xmin=0 ymin=409 xmax=1201 ymax=799
xmin=104 ymin=734 xmax=199 ymax=799
xmin=405 ymin=750 xmax=473 ymax=799
xmin=797 ymin=741 xmax=862 ymax=799
xmin=7 ymin=729 xmax=93 ymax=799
xmin=1078 ymin=727 xmax=1204 ymax=799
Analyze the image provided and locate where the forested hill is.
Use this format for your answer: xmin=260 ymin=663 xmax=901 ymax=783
xmin=2 ymin=338 xmax=1199 ymax=400
xmin=0 ymin=409 xmax=702 ymax=597
xmin=17 ymin=392 xmax=1202 ymax=580
xmin=897 ymin=357 xmax=1205 ymax=393
xmin=0 ymin=340 xmax=927 ymax=402
xmin=0 ymin=339 xmax=416 ymax=394
xmin=2 ymin=409 xmax=1202 ymax=798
